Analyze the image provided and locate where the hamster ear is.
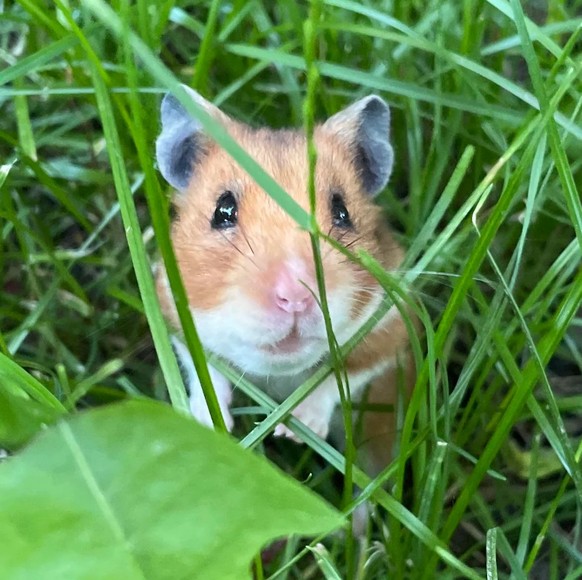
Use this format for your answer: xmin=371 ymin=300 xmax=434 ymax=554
xmin=155 ymin=85 xmax=229 ymax=191
xmin=323 ymin=95 xmax=394 ymax=196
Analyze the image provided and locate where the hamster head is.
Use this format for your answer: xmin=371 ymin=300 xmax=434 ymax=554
xmin=156 ymin=86 xmax=403 ymax=376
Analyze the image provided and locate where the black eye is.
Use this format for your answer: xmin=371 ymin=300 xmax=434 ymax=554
xmin=331 ymin=193 xmax=352 ymax=228
xmin=211 ymin=191 xmax=238 ymax=229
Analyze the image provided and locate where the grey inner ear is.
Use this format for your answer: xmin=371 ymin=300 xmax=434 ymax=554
xmin=353 ymin=97 xmax=394 ymax=196
xmin=155 ymin=93 xmax=205 ymax=191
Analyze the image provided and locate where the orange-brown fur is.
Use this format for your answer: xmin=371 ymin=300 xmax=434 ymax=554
xmin=346 ymin=313 xmax=409 ymax=374
xmin=357 ymin=357 xmax=416 ymax=474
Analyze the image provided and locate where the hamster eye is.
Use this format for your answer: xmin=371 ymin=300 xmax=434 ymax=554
xmin=211 ymin=191 xmax=238 ymax=229
xmin=330 ymin=193 xmax=352 ymax=228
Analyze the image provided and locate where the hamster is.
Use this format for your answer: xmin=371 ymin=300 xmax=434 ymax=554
xmin=155 ymin=86 xmax=412 ymax=473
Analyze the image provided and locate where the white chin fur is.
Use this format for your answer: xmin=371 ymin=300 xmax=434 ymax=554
xmin=190 ymin=284 xmax=383 ymax=377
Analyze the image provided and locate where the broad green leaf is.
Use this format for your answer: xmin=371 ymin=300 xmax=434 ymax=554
xmin=0 ymin=401 xmax=343 ymax=580
xmin=0 ymin=389 xmax=61 ymax=450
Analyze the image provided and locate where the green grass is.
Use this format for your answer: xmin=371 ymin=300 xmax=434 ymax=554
xmin=1 ymin=0 xmax=582 ymax=578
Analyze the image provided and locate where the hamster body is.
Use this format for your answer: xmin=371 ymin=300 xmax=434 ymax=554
xmin=155 ymin=86 xmax=412 ymax=471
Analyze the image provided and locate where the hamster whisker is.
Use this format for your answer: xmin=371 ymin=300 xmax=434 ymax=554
xmin=393 ymin=268 xmax=496 ymax=288
xmin=343 ymin=235 xmax=364 ymax=250
xmin=241 ymin=227 xmax=256 ymax=256
xmin=218 ymin=231 xmax=260 ymax=270
xmin=349 ymin=287 xmax=378 ymax=295
xmin=322 ymin=229 xmax=352 ymax=259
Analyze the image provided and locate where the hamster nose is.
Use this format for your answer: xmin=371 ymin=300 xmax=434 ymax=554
xmin=273 ymin=267 xmax=315 ymax=314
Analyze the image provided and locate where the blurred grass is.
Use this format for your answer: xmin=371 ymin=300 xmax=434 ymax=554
xmin=1 ymin=0 xmax=581 ymax=578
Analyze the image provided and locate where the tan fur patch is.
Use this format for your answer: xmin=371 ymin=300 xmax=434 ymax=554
xmin=346 ymin=310 xmax=409 ymax=374
xmin=355 ymin=354 xmax=416 ymax=476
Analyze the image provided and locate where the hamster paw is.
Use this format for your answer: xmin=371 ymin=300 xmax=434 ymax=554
xmin=190 ymin=394 xmax=234 ymax=432
xmin=273 ymin=399 xmax=331 ymax=443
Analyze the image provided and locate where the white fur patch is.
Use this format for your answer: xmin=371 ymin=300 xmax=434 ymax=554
xmin=172 ymin=337 xmax=234 ymax=431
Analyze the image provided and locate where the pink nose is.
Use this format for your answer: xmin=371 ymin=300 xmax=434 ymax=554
xmin=273 ymin=265 xmax=315 ymax=314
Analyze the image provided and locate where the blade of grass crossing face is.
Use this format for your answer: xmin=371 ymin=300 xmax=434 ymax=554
xmin=304 ymin=3 xmax=356 ymax=569
xmin=80 ymin=0 xmax=312 ymax=232
xmin=118 ymin=1 xmax=226 ymax=430
xmin=238 ymin=286 xmax=399 ymax=450
xmin=84 ymin=47 xmax=189 ymax=413
xmin=303 ymin=0 xmax=355 ymax=516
